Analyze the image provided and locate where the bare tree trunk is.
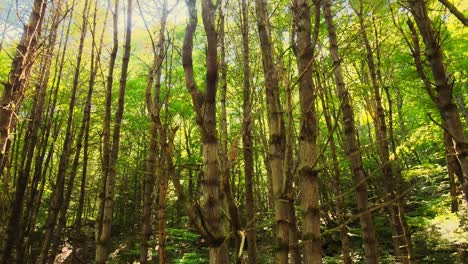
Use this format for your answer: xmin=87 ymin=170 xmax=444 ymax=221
xmin=96 ymin=0 xmax=132 ymax=262
xmin=76 ymin=0 xmax=108 ymax=232
xmin=355 ymin=2 xmax=410 ymax=261
xmin=1 ymin=2 xmax=63 ymax=261
xmin=254 ymin=0 xmax=288 ymax=262
xmin=219 ymin=3 xmax=242 ymax=262
xmin=322 ymin=1 xmax=379 ymax=263
xmin=182 ymin=0 xmax=228 ymax=263
xmin=318 ymin=75 xmax=352 ymax=264
xmin=408 ymin=0 xmax=468 ymax=202
xmin=240 ymin=0 xmax=257 ymax=262
xmin=0 ymin=0 xmax=47 ymax=176
xmin=292 ymin=0 xmax=321 ymax=262
xmin=139 ymin=0 xmax=169 ymax=261
xmin=37 ymin=1 xmax=89 ymax=262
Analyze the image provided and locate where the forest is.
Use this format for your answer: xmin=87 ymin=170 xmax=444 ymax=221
xmin=0 ymin=0 xmax=467 ymax=263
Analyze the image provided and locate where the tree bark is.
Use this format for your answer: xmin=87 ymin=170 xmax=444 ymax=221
xmin=438 ymin=0 xmax=468 ymax=26
xmin=0 ymin=0 xmax=47 ymax=176
xmin=240 ymin=0 xmax=257 ymax=262
xmin=96 ymin=0 xmax=132 ymax=262
xmin=292 ymin=0 xmax=321 ymax=262
xmin=182 ymin=0 xmax=228 ymax=262
xmin=37 ymin=1 xmax=89 ymax=262
xmin=408 ymin=0 xmax=468 ymax=202
xmin=318 ymin=75 xmax=352 ymax=264
xmin=322 ymin=1 xmax=379 ymax=263
xmin=254 ymin=0 xmax=289 ymax=262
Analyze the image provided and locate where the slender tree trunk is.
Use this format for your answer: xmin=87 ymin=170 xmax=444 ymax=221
xmin=76 ymin=0 xmax=108 ymax=232
xmin=318 ymin=76 xmax=352 ymax=264
xmin=438 ymin=0 xmax=468 ymax=26
xmin=54 ymin=0 xmax=92 ymax=252
xmin=219 ymin=3 xmax=242 ymax=262
xmin=240 ymin=0 xmax=257 ymax=262
xmin=139 ymin=0 xmax=168 ymax=261
xmin=2 ymin=2 xmax=63 ymax=262
xmin=356 ymin=3 xmax=411 ymax=262
xmin=292 ymin=0 xmax=321 ymax=262
xmin=0 ymin=0 xmax=47 ymax=176
xmin=408 ymin=0 xmax=468 ymax=202
xmin=96 ymin=0 xmax=132 ymax=262
xmin=322 ymin=1 xmax=379 ymax=263
xmin=37 ymin=1 xmax=89 ymax=262
xmin=445 ymin=131 xmax=462 ymax=212
xmin=254 ymin=0 xmax=289 ymax=262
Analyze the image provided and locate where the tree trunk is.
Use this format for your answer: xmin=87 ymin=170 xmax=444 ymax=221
xmin=355 ymin=3 xmax=410 ymax=261
xmin=37 ymin=1 xmax=89 ymax=262
xmin=292 ymin=0 xmax=321 ymax=262
xmin=0 ymin=0 xmax=47 ymax=176
xmin=240 ymin=0 xmax=257 ymax=262
xmin=96 ymin=0 xmax=132 ymax=262
xmin=322 ymin=1 xmax=379 ymax=263
xmin=438 ymin=0 xmax=468 ymax=26
xmin=318 ymin=75 xmax=352 ymax=264
xmin=408 ymin=0 xmax=468 ymax=202
xmin=76 ymin=0 xmax=108 ymax=232
xmin=254 ymin=0 xmax=288 ymax=262
xmin=219 ymin=3 xmax=242 ymax=262
xmin=182 ymin=0 xmax=228 ymax=263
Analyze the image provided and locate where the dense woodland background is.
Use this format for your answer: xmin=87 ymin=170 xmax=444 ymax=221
xmin=0 ymin=0 xmax=467 ymax=263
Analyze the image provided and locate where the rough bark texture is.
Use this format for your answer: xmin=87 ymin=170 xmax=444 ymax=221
xmin=292 ymin=0 xmax=322 ymax=262
xmin=318 ymin=76 xmax=352 ymax=264
xmin=240 ymin=0 xmax=257 ymax=262
xmin=0 ymin=0 xmax=47 ymax=176
xmin=356 ymin=3 xmax=411 ymax=262
xmin=408 ymin=0 xmax=468 ymax=202
xmin=322 ymin=1 xmax=379 ymax=263
xmin=254 ymin=0 xmax=289 ymax=262
xmin=182 ymin=0 xmax=228 ymax=263
xmin=96 ymin=0 xmax=132 ymax=262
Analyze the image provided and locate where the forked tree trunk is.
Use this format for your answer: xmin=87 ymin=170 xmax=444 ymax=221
xmin=182 ymin=0 xmax=228 ymax=263
xmin=254 ymin=0 xmax=289 ymax=262
xmin=322 ymin=1 xmax=379 ymax=263
xmin=408 ymin=0 xmax=468 ymax=202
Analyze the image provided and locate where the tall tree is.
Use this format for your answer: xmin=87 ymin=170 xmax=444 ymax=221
xmin=182 ymin=0 xmax=228 ymax=262
xmin=0 ymin=0 xmax=47 ymax=176
xmin=407 ymin=0 xmax=468 ymax=200
xmin=96 ymin=0 xmax=133 ymax=262
xmin=240 ymin=0 xmax=257 ymax=263
xmin=322 ymin=1 xmax=379 ymax=263
xmin=254 ymin=0 xmax=289 ymax=262
xmin=1 ymin=1 xmax=60 ymax=262
xmin=292 ymin=0 xmax=321 ymax=262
